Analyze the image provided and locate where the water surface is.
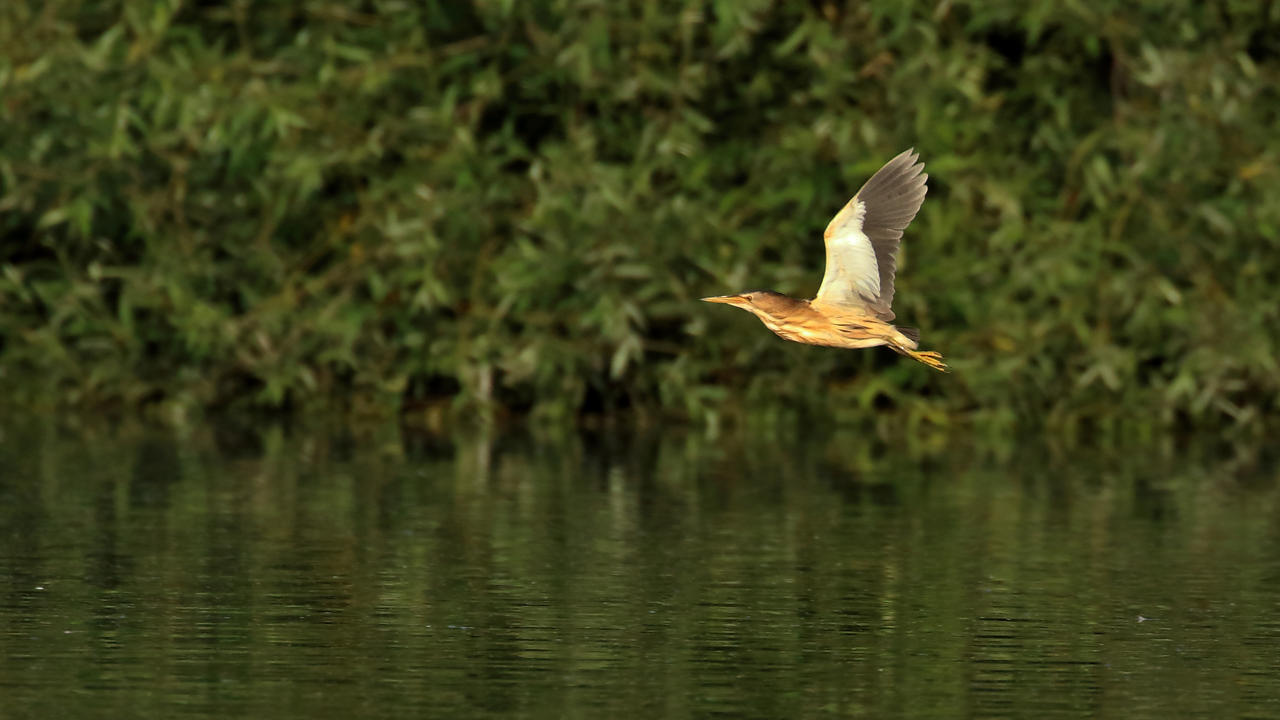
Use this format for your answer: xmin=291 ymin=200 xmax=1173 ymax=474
xmin=1 ymin=423 xmax=1278 ymax=718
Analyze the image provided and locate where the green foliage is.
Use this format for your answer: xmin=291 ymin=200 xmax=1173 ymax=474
xmin=2 ymin=0 xmax=1278 ymax=431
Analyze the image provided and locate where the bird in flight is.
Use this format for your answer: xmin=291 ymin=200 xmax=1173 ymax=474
xmin=703 ymin=149 xmax=947 ymax=371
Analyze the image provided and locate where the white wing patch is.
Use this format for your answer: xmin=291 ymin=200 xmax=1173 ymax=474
xmin=814 ymin=199 xmax=880 ymax=306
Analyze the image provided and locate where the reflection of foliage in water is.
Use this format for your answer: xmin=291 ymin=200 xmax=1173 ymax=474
xmin=1 ymin=3 xmax=1277 ymax=432
xmin=0 ymin=423 xmax=1276 ymax=717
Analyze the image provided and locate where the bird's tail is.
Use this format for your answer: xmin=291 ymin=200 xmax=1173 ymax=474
xmin=888 ymin=327 xmax=949 ymax=373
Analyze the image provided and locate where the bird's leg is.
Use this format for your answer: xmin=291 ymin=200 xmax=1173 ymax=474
xmin=884 ymin=336 xmax=949 ymax=372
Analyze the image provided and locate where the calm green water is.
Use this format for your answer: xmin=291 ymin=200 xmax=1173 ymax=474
xmin=1 ymin=423 xmax=1278 ymax=718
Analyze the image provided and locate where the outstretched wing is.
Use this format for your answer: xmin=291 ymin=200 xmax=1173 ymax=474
xmin=812 ymin=149 xmax=928 ymax=321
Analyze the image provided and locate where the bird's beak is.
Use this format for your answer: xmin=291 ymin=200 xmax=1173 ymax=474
xmin=701 ymin=294 xmax=746 ymax=306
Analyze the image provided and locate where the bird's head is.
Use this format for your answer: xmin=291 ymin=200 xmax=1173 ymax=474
xmin=701 ymin=290 xmax=798 ymax=316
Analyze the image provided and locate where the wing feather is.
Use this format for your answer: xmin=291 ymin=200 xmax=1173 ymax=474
xmin=813 ymin=149 xmax=928 ymax=321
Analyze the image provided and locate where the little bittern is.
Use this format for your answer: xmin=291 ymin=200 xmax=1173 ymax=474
xmin=703 ymin=149 xmax=947 ymax=371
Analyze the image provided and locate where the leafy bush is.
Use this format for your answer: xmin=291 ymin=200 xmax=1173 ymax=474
xmin=2 ymin=1 xmax=1278 ymax=432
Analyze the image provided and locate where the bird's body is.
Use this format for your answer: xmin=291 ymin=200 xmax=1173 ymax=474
xmin=703 ymin=149 xmax=947 ymax=372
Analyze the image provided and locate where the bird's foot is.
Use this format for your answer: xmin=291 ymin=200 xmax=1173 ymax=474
xmin=909 ymin=350 xmax=949 ymax=373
